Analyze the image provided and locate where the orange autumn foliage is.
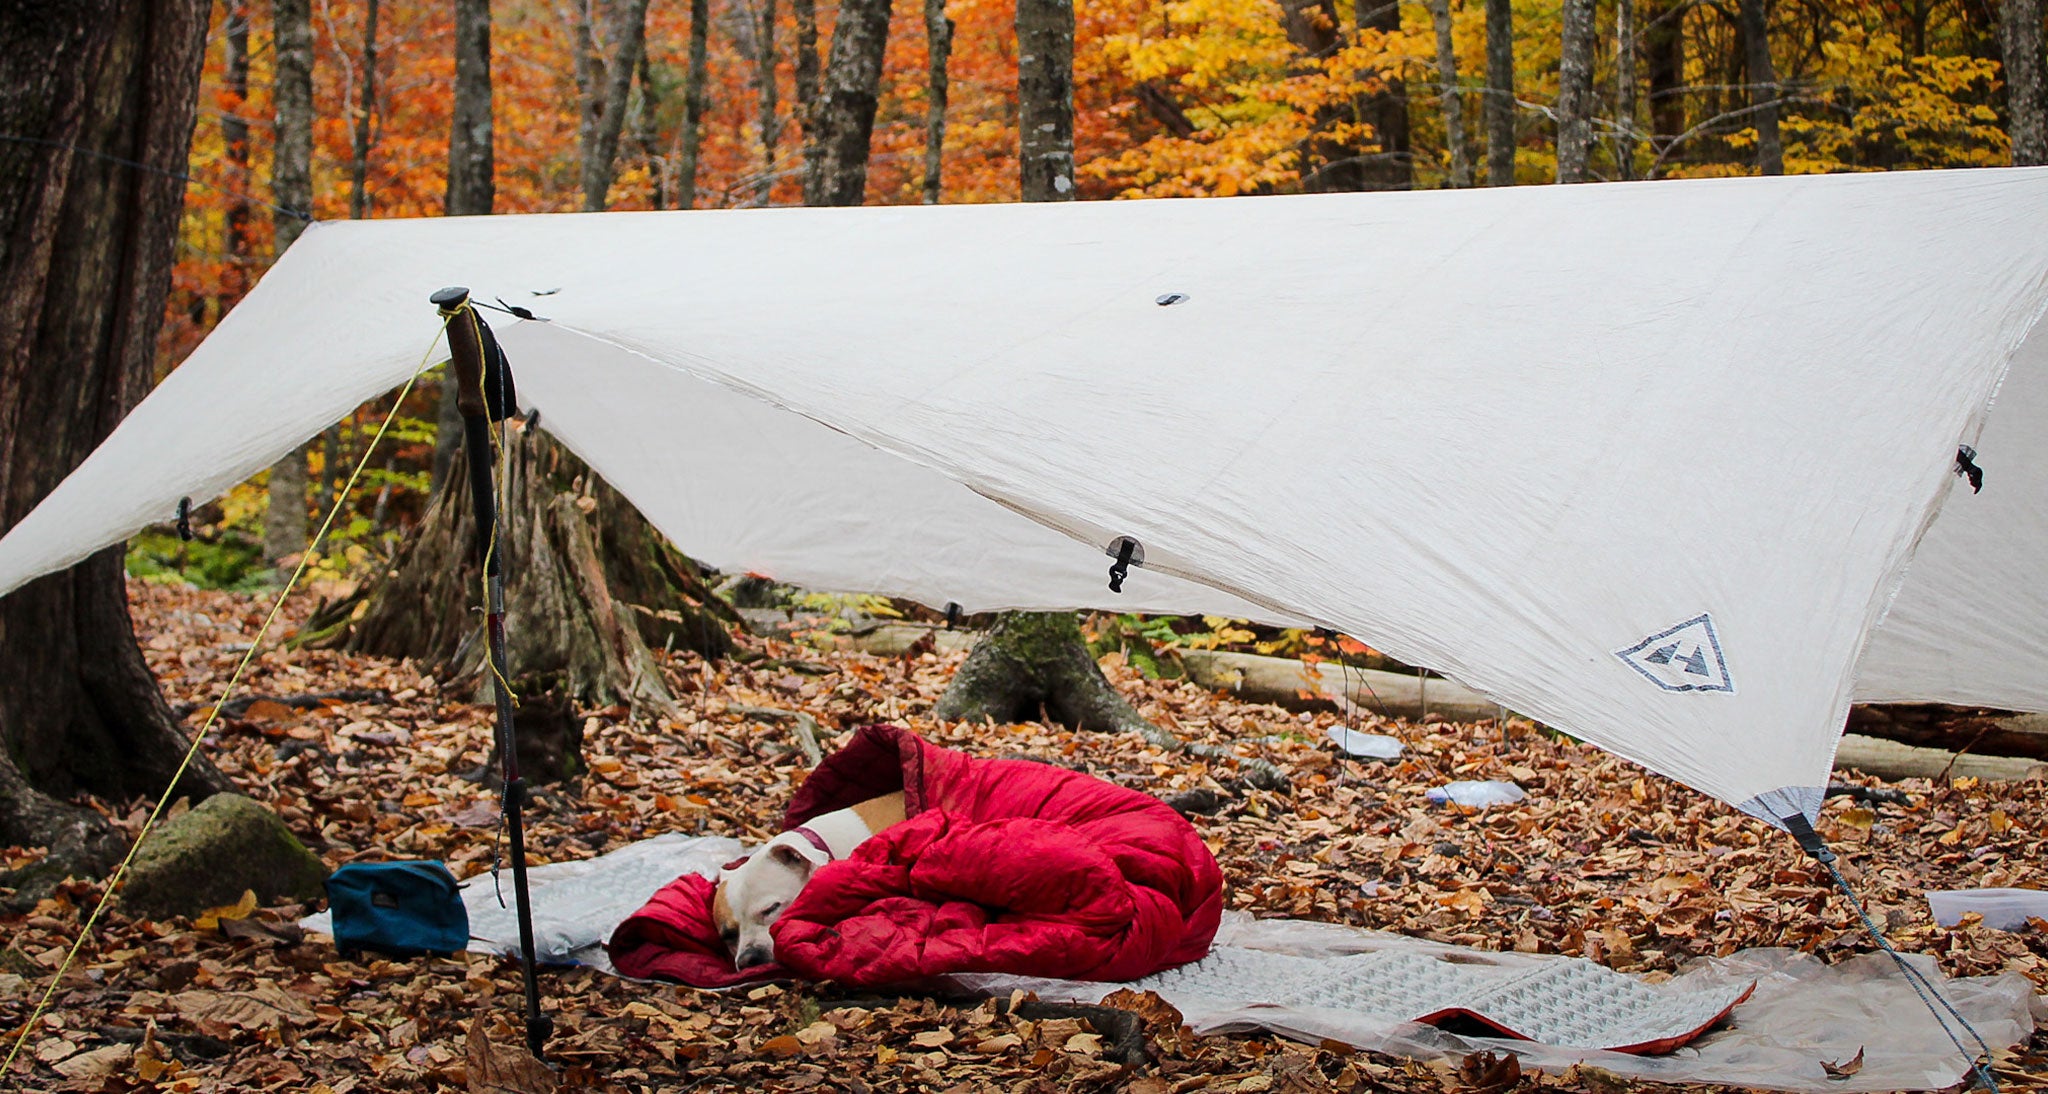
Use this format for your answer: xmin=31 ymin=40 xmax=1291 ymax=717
xmin=167 ymin=0 xmax=2033 ymax=369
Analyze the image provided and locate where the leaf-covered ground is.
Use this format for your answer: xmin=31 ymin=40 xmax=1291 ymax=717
xmin=3 ymin=580 xmax=2045 ymax=1092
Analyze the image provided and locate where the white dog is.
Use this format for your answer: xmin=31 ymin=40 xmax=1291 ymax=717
xmin=710 ymin=792 xmax=905 ymax=969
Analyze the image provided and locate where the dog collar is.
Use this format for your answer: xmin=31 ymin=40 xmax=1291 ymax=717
xmin=791 ymin=825 xmax=835 ymax=861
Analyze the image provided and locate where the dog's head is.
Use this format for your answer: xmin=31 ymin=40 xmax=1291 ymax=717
xmin=709 ymin=837 xmax=818 ymax=969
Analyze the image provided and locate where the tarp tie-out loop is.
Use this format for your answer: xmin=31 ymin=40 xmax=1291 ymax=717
xmin=175 ymin=496 xmax=195 ymax=542
xmin=1789 ymin=818 xmax=2001 ymax=1092
xmin=474 ymin=297 xmax=549 ymax=323
xmin=1956 ymin=445 xmax=1984 ymax=493
xmin=1106 ymin=536 xmax=1142 ymax=593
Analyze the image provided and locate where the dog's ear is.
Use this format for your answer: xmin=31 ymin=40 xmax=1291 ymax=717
xmin=767 ymin=842 xmax=815 ymax=877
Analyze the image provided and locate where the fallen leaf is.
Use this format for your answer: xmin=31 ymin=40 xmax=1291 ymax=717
xmin=911 ymin=1029 xmax=955 ymax=1048
xmin=1820 ymin=1047 xmax=1865 ymax=1079
xmin=169 ymin=984 xmax=316 ymax=1033
xmin=1456 ymin=1048 xmax=1522 ymax=1093
xmin=193 ymin=889 xmax=258 ymax=931
xmin=758 ymin=1034 xmax=804 ymax=1058
xmin=52 ymin=1042 xmax=132 ymax=1081
xmin=466 ymin=1018 xmax=557 ymax=1094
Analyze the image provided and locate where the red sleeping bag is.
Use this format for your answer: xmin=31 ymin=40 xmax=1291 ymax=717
xmin=608 ymin=725 xmax=1223 ymax=987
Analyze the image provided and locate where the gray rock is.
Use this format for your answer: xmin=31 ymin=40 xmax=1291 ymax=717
xmin=120 ymin=794 xmax=327 ymax=919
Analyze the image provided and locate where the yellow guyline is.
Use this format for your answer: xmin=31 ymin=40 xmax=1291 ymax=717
xmin=3 ymin=318 xmax=456 ymax=1078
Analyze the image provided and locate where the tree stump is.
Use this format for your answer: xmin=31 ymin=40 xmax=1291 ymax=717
xmin=348 ymin=422 xmax=738 ymax=721
xmin=934 ymin=611 xmax=1288 ymax=791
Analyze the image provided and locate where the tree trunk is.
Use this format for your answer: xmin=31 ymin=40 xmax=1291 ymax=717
xmin=2000 ymin=0 xmax=2047 ymax=165
xmin=576 ymin=0 xmax=654 ymax=211
xmin=1643 ymin=0 xmax=1685 ymax=144
xmin=1355 ymin=0 xmax=1413 ymax=190
xmin=0 ymin=0 xmax=234 ymax=898
xmin=793 ymin=0 xmax=822 ymax=148
xmin=348 ymin=0 xmax=380 ymax=219
xmin=676 ymin=0 xmax=711 ymax=208
xmin=922 ymin=0 xmax=952 ymax=204
xmin=1739 ymin=0 xmax=1781 ymax=175
xmin=1614 ymin=0 xmax=1639 ymax=179
xmin=1555 ymin=0 xmax=1596 ymax=183
xmin=273 ymin=0 xmax=313 ymax=251
xmin=802 ymin=0 xmax=893 ymax=206
xmin=264 ymin=0 xmax=316 ymax=563
xmin=1426 ymin=0 xmax=1472 ymax=188
xmin=348 ymin=425 xmax=739 ymax=717
xmin=1484 ymin=0 xmax=1515 ymax=185
xmin=1018 ymin=0 xmax=1075 ymax=201
xmin=438 ymin=0 xmax=494 ymax=493
xmin=753 ymin=0 xmax=782 ymax=206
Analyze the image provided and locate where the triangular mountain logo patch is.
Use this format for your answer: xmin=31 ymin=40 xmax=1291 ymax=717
xmin=1615 ymin=614 xmax=1733 ymax=693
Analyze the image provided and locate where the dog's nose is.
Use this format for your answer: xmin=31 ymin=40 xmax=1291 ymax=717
xmin=734 ymin=945 xmax=772 ymax=969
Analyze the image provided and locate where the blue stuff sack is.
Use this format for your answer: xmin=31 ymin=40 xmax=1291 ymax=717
xmin=325 ymin=861 xmax=469 ymax=958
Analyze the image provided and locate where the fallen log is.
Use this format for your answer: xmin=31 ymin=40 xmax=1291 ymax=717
xmin=1832 ymin=734 xmax=2047 ymax=784
xmin=1176 ymin=648 xmax=1500 ymax=723
xmin=1845 ymin=705 xmax=2048 ymax=762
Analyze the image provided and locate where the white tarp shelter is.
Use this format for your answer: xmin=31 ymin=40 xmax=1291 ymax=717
xmin=3 ymin=167 xmax=2045 ymax=829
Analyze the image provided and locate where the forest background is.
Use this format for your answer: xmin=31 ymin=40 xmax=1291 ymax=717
xmin=154 ymin=0 xmax=2048 ymax=574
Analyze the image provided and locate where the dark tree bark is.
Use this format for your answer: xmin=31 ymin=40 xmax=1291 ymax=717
xmin=1846 ymin=704 xmax=2048 ymax=763
xmin=676 ymin=0 xmax=712 ymax=208
xmin=0 ymin=0 xmax=235 ymax=897
xmin=1354 ymin=0 xmax=1413 ymax=190
xmin=348 ymin=426 xmax=739 ymax=716
xmin=922 ymin=0 xmax=952 ymax=203
xmin=1739 ymin=0 xmax=1781 ymax=175
xmin=447 ymin=0 xmax=495 ymax=217
xmin=1484 ymin=0 xmax=1515 ymax=184
xmin=348 ymin=0 xmax=380 ymax=218
xmin=265 ymin=0 xmax=315 ymax=563
xmin=1018 ymin=0 xmax=1075 ymax=201
xmin=1425 ymin=0 xmax=1472 ymax=187
xmin=1556 ymin=0 xmax=1596 ymax=182
xmin=753 ymin=0 xmax=783 ymax=206
xmin=437 ymin=0 xmax=494 ymax=494
xmin=2001 ymin=0 xmax=2047 ymax=165
xmin=793 ymin=0 xmax=822 ymax=146
xmin=1643 ymin=0 xmax=1685 ymax=143
xmin=574 ymin=0 xmax=654 ymax=211
xmin=802 ymin=0 xmax=894 ymax=206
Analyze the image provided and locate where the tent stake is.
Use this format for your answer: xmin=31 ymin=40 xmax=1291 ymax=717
xmin=433 ymin=286 xmax=551 ymax=1059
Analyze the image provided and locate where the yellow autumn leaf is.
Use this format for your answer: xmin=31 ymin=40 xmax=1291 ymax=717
xmin=194 ymin=889 xmax=258 ymax=930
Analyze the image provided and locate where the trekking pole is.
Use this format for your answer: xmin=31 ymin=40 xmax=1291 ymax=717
xmin=431 ymin=286 xmax=551 ymax=1058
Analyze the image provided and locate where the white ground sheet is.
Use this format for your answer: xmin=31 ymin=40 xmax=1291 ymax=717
xmin=301 ymin=835 xmax=2040 ymax=1092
